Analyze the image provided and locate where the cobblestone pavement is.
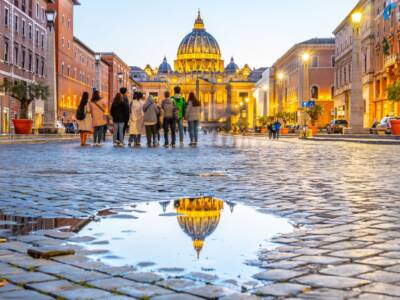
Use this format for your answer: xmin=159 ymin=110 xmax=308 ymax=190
xmin=1 ymin=135 xmax=400 ymax=299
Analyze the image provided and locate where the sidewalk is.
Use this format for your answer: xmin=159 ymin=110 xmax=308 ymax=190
xmin=0 ymin=134 xmax=80 ymax=145
xmin=306 ymin=134 xmax=400 ymax=145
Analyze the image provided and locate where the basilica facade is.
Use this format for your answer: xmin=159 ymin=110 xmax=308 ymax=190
xmin=131 ymin=12 xmax=265 ymax=129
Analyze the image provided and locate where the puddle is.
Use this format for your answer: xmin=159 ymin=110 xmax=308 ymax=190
xmin=75 ymin=197 xmax=292 ymax=283
xmin=0 ymin=197 xmax=293 ymax=285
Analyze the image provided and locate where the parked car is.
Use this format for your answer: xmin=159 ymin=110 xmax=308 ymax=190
xmin=327 ymin=119 xmax=349 ymax=134
xmin=56 ymin=121 xmax=66 ymax=134
xmin=373 ymin=117 xmax=400 ymax=135
xmin=64 ymin=122 xmax=79 ymax=134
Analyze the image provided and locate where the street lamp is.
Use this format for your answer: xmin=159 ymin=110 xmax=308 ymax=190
xmin=43 ymin=9 xmax=58 ymax=133
xmin=349 ymin=11 xmax=364 ymax=133
xmin=94 ymin=53 xmax=101 ymax=93
xmin=117 ymin=72 xmax=123 ymax=89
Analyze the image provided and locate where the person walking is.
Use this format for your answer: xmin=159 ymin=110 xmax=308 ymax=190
xmin=120 ymin=87 xmax=130 ymax=139
xmin=161 ymin=91 xmax=176 ymax=147
xmin=267 ymin=122 xmax=273 ymax=140
xmin=171 ymin=86 xmax=186 ymax=145
xmin=155 ymin=100 xmax=162 ymax=147
xmin=76 ymin=92 xmax=92 ymax=146
xmin=185 ymin=92 xmax=201 ymax=146
xmin=89 ymin=91 xmax=108 ymax=146
xmin=110 ymin=92 xmax=130 ymax=146
xmin=273 ymin=119 xmax=282 ymax=140
xmin=128 ymin=91 xmax=145 ymax=147
xmin=143 ymin=95 xmax=159 ymax=148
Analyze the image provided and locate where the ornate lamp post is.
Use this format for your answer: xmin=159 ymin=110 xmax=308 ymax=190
xmin=94 ymin=53 xmax=101 ymax=93
xmin=302 ymin=52 xmax=311 ymax=127
xmin=43 ymin=9 xmax=58 ymax=133
xmin=349 ymin=11 xmax=365 ymax=133
xmin=117 ymin=72 xmax=123 ymax=90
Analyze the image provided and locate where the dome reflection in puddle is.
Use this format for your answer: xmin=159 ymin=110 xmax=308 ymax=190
xmin=77 ymin=197 xmax=293 ymax=283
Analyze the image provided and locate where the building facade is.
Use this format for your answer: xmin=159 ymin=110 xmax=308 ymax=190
xmin=253 ymin=68 xmax=271 ymax=117
xmin=271 ymin=38 xmax=335 ymax=127
xmin=334 ymin=0 xmax=375 ymax=128
xmin=132 ymin=12 xmax=263 ymax=130
xmin=373 ymin=0 xmax=400 ymax=120
xmin=0 ymin=0 xmax=52 ymax=133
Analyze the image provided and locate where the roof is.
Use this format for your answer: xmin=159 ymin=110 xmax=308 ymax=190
xmin=298 ymin=38 xmax=335 ymax=45
xmin=100 ymin=52 xmax=130 ymax=68
xmin=333 ymin=0 xmax=368 ymax=34
xmin=73 ymin=36 xmax=95 ymax=55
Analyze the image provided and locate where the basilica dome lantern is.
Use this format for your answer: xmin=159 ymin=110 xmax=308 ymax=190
xmin=174 ymin=11 xmax=224 ymax=74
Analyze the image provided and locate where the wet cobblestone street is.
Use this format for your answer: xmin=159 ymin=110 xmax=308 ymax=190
xmin=1 ymin=135 xmax=400 ymax=299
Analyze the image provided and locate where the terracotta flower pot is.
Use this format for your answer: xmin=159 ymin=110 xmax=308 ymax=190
xmin=281 ymin=128 xmax=289 ymax=135
xmin=12 ymin=119 xmax=33 ymax=135
xmin=390 ymin=119 xmax=400 ymax=136
xmin=309 ymin=125 xmax=318 ymax=135
xmin=260 ymin=127 xmax=267 ymax=134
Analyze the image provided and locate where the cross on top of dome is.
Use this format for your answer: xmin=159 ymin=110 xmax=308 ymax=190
xmin=194 ymin=9 xmax=205 ymax=30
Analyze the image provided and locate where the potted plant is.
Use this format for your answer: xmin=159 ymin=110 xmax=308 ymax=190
xmin=387 ymin=81 xmax=400 ymax=136
xmin=0 ymin=80 xmax=48 ymax=134
xmin=307 ymin=104 xmax=323 ymax=135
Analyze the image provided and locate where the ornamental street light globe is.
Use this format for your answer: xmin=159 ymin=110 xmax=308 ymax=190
xmin=302 ymin=52 xmax=311 ymax=62
xmin=352 ymin=12 xmax=362 ymax=25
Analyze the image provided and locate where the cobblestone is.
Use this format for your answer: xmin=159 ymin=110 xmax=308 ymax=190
xmin=1 ymin=136 xmax=400 ymax=298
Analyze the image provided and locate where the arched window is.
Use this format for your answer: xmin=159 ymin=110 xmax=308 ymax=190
xmin=311 ymin=85 xmax=319 ymax=99
xmin=331 ymin=86 xmax=335 ymax=99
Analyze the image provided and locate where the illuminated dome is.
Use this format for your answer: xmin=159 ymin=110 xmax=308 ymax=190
xmin=175 ymin=11 xmax=224 ymax=73
xmin=175 ymin=197 xmax=224 ymax=258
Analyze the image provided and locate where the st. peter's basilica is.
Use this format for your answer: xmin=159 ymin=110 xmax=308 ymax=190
xmin=131 ymin=11 xmax=266 ymax=129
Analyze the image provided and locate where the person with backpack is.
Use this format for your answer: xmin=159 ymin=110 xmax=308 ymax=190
xmin=76 ymin=92 xmax=92 ymax=147
xmin=161 ymin=91 xmax=177 ymax=147
xmin=128 ymin=91 xmax=145 ymax=147
xmin=273 ymin=119 xmax=282 ymax=139
xmin=89 ymin=91 xmax=108 ymax=146
xmin=143 ymin=95 xmax=160 ymax=148
xmin=110 ymin=92 xmax=130 ymax=146
xmin=185 ymin=92 xmax=201 ymax=146
xmin=171 ymin=86 xmax=186 ymax=145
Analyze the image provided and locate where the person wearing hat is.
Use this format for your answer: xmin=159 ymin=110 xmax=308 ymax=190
xmin=90 ymin=90 xmax=108 ymax=146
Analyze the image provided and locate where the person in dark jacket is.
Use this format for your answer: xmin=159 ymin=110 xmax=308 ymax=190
xmin=120 ymin=87 xmax=130 ymax=139
xmin=161 ymin=91 xmax=177 ymax=147
xmin=110 ymin=92 xmax=130 ymax=146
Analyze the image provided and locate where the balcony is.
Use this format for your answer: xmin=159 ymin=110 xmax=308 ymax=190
xmin=384 ymin=54 xmax=400 ymax=69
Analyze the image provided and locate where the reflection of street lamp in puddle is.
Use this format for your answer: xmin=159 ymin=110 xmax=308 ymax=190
xmin=175 ymin=197 xmax=224 ymax=258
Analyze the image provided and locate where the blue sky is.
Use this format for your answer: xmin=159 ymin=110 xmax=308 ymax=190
xmin=74 ymin=0 xmax=358 ymax=69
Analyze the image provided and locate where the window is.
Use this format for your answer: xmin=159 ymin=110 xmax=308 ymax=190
xmin=4 ymin=8 xmax=9 ymax=27
xmin=61 ymin=37 xmax=64 ymax=48
xmin=36 ymin=2 xmax=39 ymax=18
xmin=35 ymin=29 xmax=39 ymax=46
xmin=14 ymin=0 xmax=19 ymax=7
xmin=68 ymin=18 xmax=71 ymax=30
xmin=21 ymin=0 xmax=26 ymax=12
xmin=35 ymin=55 xmax=39 ymax=74
xmin=28 ymin=51 xmax=32 ymax=71
xmin=14 ymin=44 xmax=19 ymax=66
xmin=331 ymin=56 xmax=335 ymax=67
xmin=312 ymin=56 xmax=319 ymax=68
xmin=41 ymin=57 xmax=44 ymax=76
xmin=28 ymin=0 xmax=32 ymax=17
xmin=67 ymin=65 xmax=70 ymax=77
xmin=14 ymin=15 xmax=19 ymax=33
xmin=3 ymin=39 xmax=9 ymax=63
xmin=22 ymin=20 xmax=26 ymax=37
xmin=21 ymin=47 xmax=26 ymax=69
xmin=331 ymin=86 xmax=335 ymax=99
xmin=41 ymin=33 xmax=44 ymax=49
xmin=311 ymin=85 xmax=319 ymax=99
xmin=62 ymin=15 xmax=65 ymax=25
xmin=61 ymin=62 xmax=65 ymax=75
xmin=28 ymin=24 xmax=32 ymax=39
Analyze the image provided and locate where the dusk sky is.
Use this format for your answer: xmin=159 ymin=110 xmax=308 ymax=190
xmin=74 ymin=0 xmax=358 ymax=69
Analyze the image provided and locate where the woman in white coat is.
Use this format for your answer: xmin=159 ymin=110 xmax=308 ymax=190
xmin=128 ymin=91 xmax=145 ymax=147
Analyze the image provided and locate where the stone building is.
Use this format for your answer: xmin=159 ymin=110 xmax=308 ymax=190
xmin=270 ymin=38 xmax=336 ymax=127
xmin=132 ymin=12 xmax=264 ymax=130
xmin=333 ymin=0 xmax=375 ymax=128
xmin=0 ymin=0 xmax=52 ymax=133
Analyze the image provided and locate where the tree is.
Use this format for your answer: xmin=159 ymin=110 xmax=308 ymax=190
xmin=387 ymin=81 xmax=400 ymax=114
xmin=307 ymin=104 xmax=324 ymax=126
xmin=0 ymin=80 xmax=49 ymax=119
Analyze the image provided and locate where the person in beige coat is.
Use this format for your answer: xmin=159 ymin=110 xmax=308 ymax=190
xmin=76 ymin=92 xmax=92 ymax=146
xmin=89 ymin=91 xmax=108 ymax=146
xmin=128 ymin=91 xmax=145 ymax=147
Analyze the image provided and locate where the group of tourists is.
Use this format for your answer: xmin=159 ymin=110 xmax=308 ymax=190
xmin=76 ymin=86 xmax=201 ymax=148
